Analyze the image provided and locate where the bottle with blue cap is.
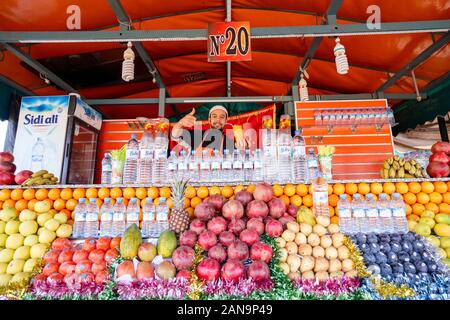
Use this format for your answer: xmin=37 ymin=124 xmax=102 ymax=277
xmin=126 ymin=197 xmax=140 ymax=230
xmin=73 ymin=198 xmax=87 ymax=238
xmin=85 ymin=198 xmax=99 ymax=238
xmin=123 ymin=133 xmax=140 ymax=184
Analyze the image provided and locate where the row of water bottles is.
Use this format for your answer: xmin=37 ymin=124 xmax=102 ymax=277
xmin=72 ymin=196 xmax=169 ymax=239
xmin=338 ymin=192 xmax=408 ymax=235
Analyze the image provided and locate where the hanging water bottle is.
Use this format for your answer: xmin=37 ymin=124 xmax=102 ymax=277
xmin=123 ymin=134 xmax=139 ymax=184
xmin=72 ymin=198 xmax=86 ymax=238
xmin=101 ymin=153 xmax=113 ymax=184
xmin=99 ymin=198 xmax=113 ymax=237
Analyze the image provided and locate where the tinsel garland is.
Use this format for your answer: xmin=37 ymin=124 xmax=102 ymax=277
xmin=187 ymin=243 xmax=204 ymax=300
xmin=0 ymin=258 xmax=44 ymax=300
xmin=116 ymin=278 xmax=189 ymax=300
xmin=98 ymin=256 xmax=123 ymax=300
xmin=27 ymin=279 xmax=104 ymax=300
xmin=203 ymin=278 xmax=273 ymax=298
xmin=344 ymin=236 xmax=415 ymax=299
xmin=292 ymin=276 xmax=361 ymax=296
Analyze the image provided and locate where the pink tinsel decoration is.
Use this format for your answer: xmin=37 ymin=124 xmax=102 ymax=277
xmin=203 ymin=278 xmax=273 ymax=296
xmin=30 ymin=279 xmax=104 ymax=299
xmin=292 ymin=276 xmax=360 ymax=296
xmin=116 ymin=278 xmax=190 ymax=300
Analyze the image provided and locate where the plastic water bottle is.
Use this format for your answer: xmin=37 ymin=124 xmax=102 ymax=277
xmin=126 ymin=197 xmax=140 ymax=230
xmin=312 ymin=175 xmax=330 ymax=217
xmin=338 ymin=194 xmax=352 ymax=234
xmin=307 ymin=148 xmax=319 ymax=183
xmin=85 ymin=198 xmax=99 ymax=238
xmin=351 ymin=194 xmax=365 ymax=233
xmin=391 ymin=193 xmax=408 ymax=233
xmin=277 ymin=130 xmax=292 ymax=182
xmin=232 ymin=149 xmax=244 ymax=182
xmin=243 ymin=149 xmax=253 ymax=181
xmin=210 ymin=149 xmax=222 ymax=182
xmin=378 ymin=193 xmax=393 ymax=233
xmin=364 ymin=194 xmax=379 ymax=233
xmin=72 ymin=198 xmax=86 ymax=238
xmin=292 ymin=130 xmax=307 ymax=183
xmin=141 ymin=198 xmax=156 ymax=238
xmin=152 ymin=132 xmax=168 ymax=183
xmin=177 ymin=150 xmax=188 ymax=180
xmin=187 ymin=150 xmax=198 ymax=182
xmin=253 ymin=149 xmax=264 ymax=182
xmin=123 ymin=134 xmax=139 ymax=184
xmin=138 ymin=131 xmax=153 ymax=184
xmin=167 ymin=151 xmax=177 ymax=182
xmin=153 ymin=197 xmax=169 ymax=237
xmin=200 ymin=150 xmax=211 ymax=182
xmin=31 ymin=137 xmax=45 ymax=171
xmin=262 ymin=129 xmax=278 ymax=183
xmin=221 ymin=149 xmax=231 ymax=182
xmin=101 ymin=153 xmax=113 ymax=184
xmin=99 ymin=198 xmax=113 ymax=237
xmin=112 ymin=197 xmax=126 ymax=237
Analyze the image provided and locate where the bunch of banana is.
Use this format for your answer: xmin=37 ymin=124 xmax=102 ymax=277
xmin=21 ymin=170 xmax=59 ymax=186
xmin=318 ymin=145 xmax=336 ymax=157
xmin=380 ymin=156 xmax=427 ymax=179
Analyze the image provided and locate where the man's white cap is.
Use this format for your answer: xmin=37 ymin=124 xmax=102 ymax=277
xmin=209 ymin=105 xmax=228 ymax=117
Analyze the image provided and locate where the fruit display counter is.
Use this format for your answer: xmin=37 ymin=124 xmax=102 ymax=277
xmin=0 ymin=179 xmax=449 ymax=300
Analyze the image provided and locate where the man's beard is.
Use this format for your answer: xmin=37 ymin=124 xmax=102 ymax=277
xmin=211 ymin=123 xmax=223 ymax=130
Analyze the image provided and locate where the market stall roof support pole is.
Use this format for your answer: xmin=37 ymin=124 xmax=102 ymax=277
xmin=159 ymin=88 xmax=166 ymax=117
xmin=376 ymin=31 xmax=450 ymax=93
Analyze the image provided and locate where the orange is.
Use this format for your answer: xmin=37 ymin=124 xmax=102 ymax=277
xmin=333 ymin=183 xmax=345 ymax=196
xmin=430 ymin=192 xmax=443 ymax=204
xmin=185 ymin=186 xmax=196 ymax=199
xmin=434 ymin=181 xmax=448 ymax=194
xmin=0 ymin=189 xmax=11 ymax=201
xmin=221 ymin=186 xmax=234 ymax=198
xmin=183 ymin=198 xmax=190 ymax=209
xmin=383 ymin=182 xmax=396 ymax=195
xmin=421 ymin=181 xmax=434 ymax=194
xmin=72 ymin=188 xmax=85 ymax=200
xmin=86 ymin=187 xmax=98 ymax=199
xmin=308 ymin=185 xmax=313 ymax=195
xmin=23 ymin=188 xmax=35 ymax=201
xmin=394 ymin=182 xmax=408 ymax=195
xmin=209 ymin=186 xmax=221 ymax=196
xmin=408 ymin=182 xmax=421 ymax=194
xmin=58 ymin=188 xmax=72 ymax=201
xmin=234 ymin=185 xmax=244 ymax=195
xmin=345 ymin=183 xmax=358 ymax=195
xmin=247 ymin=184 xmax=255 ymax=193
xmin=98 ymin=187 xmax=110 ymax=200
xmin=66 ymin=199 xmax=78 ymax=211
xmin=60 ymin=209 xmax=71 ymax=220
xmin=35 ymin=189 xmax=48 ymax=201
xmin=358 ymin=183 xmax=370 ymax=195
xmin=328 ymin=185 xmax=333 ymax=195
xmin=273 ymin=185 xmax=283 ymax=197
xmin=186 ymin=207 xmax=195 ymax=219
xmin=424 ymin=202 xmax=439 ymax=214
xmin=439 ymin=203 xmax=450 ymax=214
xmin=2 ymin=199 xmax=15 ymax=209
xmin=296 ymin=184 xmax=309 ymax=196
xmin=290 ymin=195 xmax=302 ymax=207
xmin=147 ymin=187 xmax=159 ymax=200
xmin=27 ymin=199 xmax=37 ymax=211
xmin=53 ymin=199 xmax=66 ymax=211
xmin=160 ymin=187 xmax=171 ymax=199
xmin=190 ymin=196 xmax=202 ymax=208
xmin=15 ymin=199 xmax=28 ymax=211
xmin=10 ymin=189 xmax=24 ymax=201
xmin=166 ymin=198 xmax=174 ymax=209
xmin=403 ymin=192 xmax=417 ymax=205
xmin=284 ymin=184 xmax=296 ymax=197
xmin=110 ymin=187 xmax=122 ymax=199
xmin=135 ymin=187 xmax=147 ymax=200
xmin=405 ymin=204 xmax=412 ymax=215
xmin=279 ymin=195 xmax=290 ymax=206
xmin=43 ymin=199 xmax=53 ymax=209
xmin=330 ymin=216 xmax=339 ymax=225
xmin=412 ymin=203 xmax=425 ymax=215
xmin=123 ymin=187 xmax=135 ymax=199
xmin=416 ymin=192 xmax=430 ymax=205
xmin=370 ymin=182 xmax=383 ymax=195
xmin=448 ymin=181 xmax=450 ymax=191
xmin=197 ymin=187 xmax=209 ymax=199
xmin=444 ymin=192 xmax=450 ymax=204
xmin=47 ymin=188 xmax=60 ymax=201
xmin=302 ymin=194 xmax=313 ymax=207
xmin=329 ymin=206 xmax=335 ymax=217
xmin=407 ymin=214 xmax=420 ymax=222
xmin=328 ymin=194 xmax=339 ymax=207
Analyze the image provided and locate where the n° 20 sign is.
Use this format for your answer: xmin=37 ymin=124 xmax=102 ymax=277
xmin=208 ymin=21 xmax=252 ymax=62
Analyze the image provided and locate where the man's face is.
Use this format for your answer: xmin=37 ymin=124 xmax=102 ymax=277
xmin=209 ymin=109 xmax=227 ymax=130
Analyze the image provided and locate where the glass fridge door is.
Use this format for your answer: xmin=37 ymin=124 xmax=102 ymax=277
xmin=67 ymin=119 xmax=98 ymax=184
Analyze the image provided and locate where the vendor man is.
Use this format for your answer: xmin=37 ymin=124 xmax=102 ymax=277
xmin=170 ymin=105 xmax=245 ymax=155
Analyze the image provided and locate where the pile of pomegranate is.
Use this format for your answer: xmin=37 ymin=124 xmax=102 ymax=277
xmin=427 ymin=141 xmax=450 ymax=178
xmin=175 ymin=183 xmax=298 ymax=283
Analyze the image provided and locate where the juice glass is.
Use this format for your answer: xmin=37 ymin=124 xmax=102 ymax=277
xmin=262 ymin=115 xmax=273 ymax=129
xmin=280 ymin=114 xmax=291 ymax=130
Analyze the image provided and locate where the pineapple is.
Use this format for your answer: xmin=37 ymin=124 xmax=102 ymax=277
xmin=169 ymin=177 xmax=190 ymax=234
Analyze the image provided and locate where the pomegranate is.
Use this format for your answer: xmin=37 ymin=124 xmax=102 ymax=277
xmin=14 ymin=170 xmax=33 ymax=185
xmin=207 ymin=216 xmax=228 ymax=235
xmin=430 ymin=151 xmax=450 ymax=164
xmin=246 ymin=218 xmax=265 ymax=235
xmin=246 ymin=200 xmax=269 ymax=219
xmin=227 ymin=240 xmax=249 ymax=261
xmin=222 ymin=200 xmax=244 ymax=220
xmin=0 ymin=152 xmax=14 ymax=163
xmin=268 ymin=198 xmax=286 ymax=219
xmin=239 ymin=229 xmax=259 ymax=247
xmin=265 ymin=219 xmax=283 ymax=237
xmin=172 ymin=246 xmax=195 ymax=271
xmin=427 ymin=161 xmax=450 ymax=178
xmin=247 ymin=261 xmax=270 ymax=281
xmin=198 ymin=230 xmax=218 ymax=250
xmin=253 ymin=183 xmax=273 ymax=202
xmin=180 ymin=230 xmax=198 ymax=247
xmin=207 ymin=194 xmax=226 ymax=212
xmin=221 ymin=260 xmax=246 ymax=282
xmin=176 ymin=270 xmax=191 ymax=280
xmin=250 ymin=242 xmax=273 ymax=264
xmin=0 ymin=161 xmax=16 ymax=173
xmin=431 ymin=141 xmax=450 ymax=155
xmin=194 ymin=202 xmax=216 ymax=221
xmin=228 ymin=218 xmax=246 ymax=235
xmin=218 ymin=231 xmax=235 ymax=246
xmin=287 ymin=205 xmax=298 ymax=217
xmin=189 ymin=219 xmax=206 ymax=235
xmin=196 ymin=258 xmax=221 ymax=281
xmin=279 ymin=215 xmax=295 ymax=226
xmin=0 ymin=172 xmax=15 ymax=185
xmin=234 ymin=190 xmax=253 ymax=207
xmin=208 ymin=244 xmax=227 ymax=263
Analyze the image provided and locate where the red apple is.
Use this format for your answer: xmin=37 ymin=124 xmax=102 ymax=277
xmin=14 ymin=170 xmax=33 ymax=185
xmin=0 ymin=152 xmax=14 ymax=163
xmin=0 ymin=172 xmax=15 ymax=185
xmin=0 ymin=161 xmax=16 ymax=173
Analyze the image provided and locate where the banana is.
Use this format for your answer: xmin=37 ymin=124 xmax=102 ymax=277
xmin=389 ymin=168 xmax=396 ymax=178
xmin=42 ymin=173 xmax=54 ymax=179
xmin=404 ymin=173 xmax=414 ymax=178
xmin=399 ymin=158 xmax=405 ymax=166
xmin=410 ymin=160 xmax=417 ymax=166
xmin=409 ymin=166 xmax=417 ymax=175
xmin=404 ymin=162 xmax=411 ymax=171
xmin=23 ymin=177 xmax=42 ymax=186
xmin=415 ymin=171 xmax=423 ymax=178
xmin=415 ymin=163 xmax=422 ymax=170
xmin=392 ymin=161 xmax=400 ymax=170
xmin=383 ymin=161 xmax=390 ymax=169
xmin=31 ymin=170 xmax=48 ymax=178
xmin=397 ymin=167 xmax=405 ymax=178
xmin=393 ymin=155 xmax=400 ymax=161
xmin=387 ymin=158 xmax=393 ymax=165
xmin=383 ymin=169 xmax=389 ymax=179
xmin=51 ymin=177 xmax=58 ymax=182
